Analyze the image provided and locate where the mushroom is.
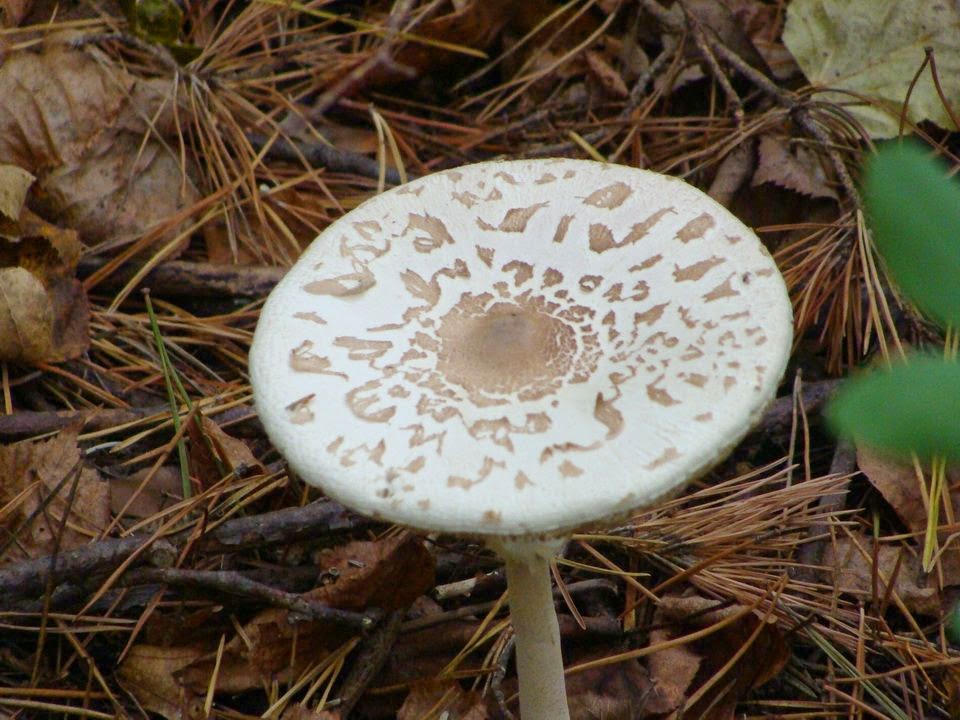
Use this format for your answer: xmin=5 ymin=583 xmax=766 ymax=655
xmin=249 ymin=158 xmax=793 ymax=718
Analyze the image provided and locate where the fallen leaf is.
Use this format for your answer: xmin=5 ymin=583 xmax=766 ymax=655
xmin=681 ymin=0 xmax=771 ymax=74
xmin=753 ymin=134 xmax=838 ymax=200
xmin=566 ymin=654 xmax=652 ymax=720
xmin=644 ymin=624 xmax=700 ymax=715
xmin=188 ymin=416 xmax=265 ymax=487
xmin=398 ymin=681 xmax=493 ymax=720
xmin=783 ymin=0 xmax=960 ymax=138
xmin=0 ymin=0 xmax=32 ymax=26
xmin=38 ymin=130 xmax=196 ymax=252
xmin=0 ymin=427 xmax=109 ymax=563
xmin=0 ymin=209 xmax=89 ymax=364
xmin=110 ymin=465 xmax=184 ymax=520
xmin=1 ymin=207 xmax=83 ymax=277
xmin=823 ymin=532 xmax=940 ymax=616
xmin=117 ymin=644 xmax=206 ymax=720
xmin=0 ymin=267 xmax=54 ymax=363
xmin=386 ymin=0 xmax=516 ymax=81
xmin=0 ymin=42 xmax=197 ymax=250
xmin=722 ymin=0 xmax=800 ymax=80
xmin=856 ymin=447 xmax=960 ymax=583
xmin=645 ymin=593 xmax=789 ymax=719
xmin=857 ymin=447 xmax=930 ymax=537
xmin=0 ymin=164 xmax=34 ymax=219
xmin=585 ymin=50 xmax=629 ymax=99
xmin=177 ymin=532 xmax=435 ymax=694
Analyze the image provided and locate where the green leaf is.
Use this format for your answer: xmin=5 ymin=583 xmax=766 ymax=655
xmin=946 ymin=598 xmax=960 ymax=645
xmin=864 ymin=142 xmax=960 ymax=330
xmin=783 ymin=0 xmax=960 ymax=138
xmin=826 ymin=355 xmax=960 ymax=461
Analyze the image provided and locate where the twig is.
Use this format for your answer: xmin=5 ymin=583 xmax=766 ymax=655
xmin=332 ymin=608 xmax=406 ymax=717
xmin=247 ymin=132 xmax=408 ymax=186
xmin=527 ymin=43 xmax=676 ymax=159
xmin=752 ymin=378 xmax=841 ymax=441
xmin=121 ymin=567 xmax=380 ymax=629
xmin=0 ymin=404 xmax=260 ymax=441
xmin=77 ymin=257 xmax=286 ymax=299
xmin=402 ymin=579 xmax=618 ymax=633
xmin=686 ymin=10 xmax=744 ymax=126
xmin=793 ymin=441 xmax=858 ymax=582
xmin=640 ymin=0 xmax=862 ymax=205
xmin=291 ymin=0 xmax=418 ymax=128
xmin=0 ymin=500 xmax=373 ymax=602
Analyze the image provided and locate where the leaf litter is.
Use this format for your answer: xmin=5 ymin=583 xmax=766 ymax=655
xmin=0 ymin=0 xmax=958 ymax=718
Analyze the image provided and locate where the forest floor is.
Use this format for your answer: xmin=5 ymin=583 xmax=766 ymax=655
xmin=1 ymin=1 xmax=959 ymax=718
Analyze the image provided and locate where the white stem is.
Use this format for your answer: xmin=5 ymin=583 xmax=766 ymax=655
xmin=491 ymin=538 xmax=570 ymax=720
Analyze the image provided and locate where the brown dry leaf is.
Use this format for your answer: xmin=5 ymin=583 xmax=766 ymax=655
xmin=0 ymin=43 xmax=126 ymax=169
xmin=117 ymin=644 xmax=206 ymax=720
xmin=370 ymin=614 xmax=483 ymax=717
xmin=566 ymin=655 xmax=652 ymax=720
xmin=110 ymin=465 xmax=184 ymax=519
xmin=823 ymin=533 xmax=940 ymax=615
xmin=386 ymin=0 xmax=516 ymax=81
xmin=0 ymin=208 xmax=89 ymax=363
xmin=856 ymin=448 xmax=960 ymax=584
xmin=398 ymin=681 xmax=493 ymax=719
xmin=645 ymin=594 xmax=789 ymax=719
xmin=680 ymin=0 xmax=772 ymax=75
xmin=188 ymin=416 xmax=265 ymax=487
xmin=707 ymin=140 xmax=756 ymax=207
xmin=319 ymin=122 xmax=381 ymax=156
xmin=177 ymin=532 xmax=435 ymax=694
xmin=857 ymin=447 xmax=949 ymax=537
xmin=0 ymin=267 xmax=54 ymax=363
xmin=0 ymin=164 xmax=34 ymax=219
xmin=281 ymin=705 xmax=337 ymax=720
xmin=204 ymin=182 xmax=329 ymax=264
xmin=722 ymin=0 xmax=800 ymax=80
xmin=38 ymin=130 xmax=195 ymax=251
xmin=1 ymin=207 xmax=83 ymax=276
xmin=0 ymin=42 xmax=197 ymax=250
xmin=585 ymin=50 xmax=629 ymax=99
xmin=0 ymin=0 xmax=32 ymax=26
xmin=752 ymin=134 xmax=838 ymax=200
xmin=0 ymin=427 xmax=109 ymax=563
xmin=644 ymin=625 xmax=701 ymax=715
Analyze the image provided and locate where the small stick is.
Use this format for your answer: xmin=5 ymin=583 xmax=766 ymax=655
xmin=0 ymin=500 xmax=373 ymax=602
xmin=121 ymin=567 xmax=380 ymax=629
xmin=330 ymin=608 xmax=406 ymax=717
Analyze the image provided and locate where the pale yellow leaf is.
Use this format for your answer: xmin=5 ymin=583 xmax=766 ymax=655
xmin=783 ymin=0 xmax=960 ymax=137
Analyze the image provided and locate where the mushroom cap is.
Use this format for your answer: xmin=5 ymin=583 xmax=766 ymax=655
xmin=250 ymin=159 xmax=793 ymax=538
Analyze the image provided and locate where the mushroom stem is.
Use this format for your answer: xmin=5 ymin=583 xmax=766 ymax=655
xmin=492 ymin=538 xmax=571 ymax=720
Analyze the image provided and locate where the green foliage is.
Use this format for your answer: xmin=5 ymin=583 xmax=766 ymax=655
xmin=946 ymin=598 xmax=960 ymax=645
xmin=826 ymin=142 xmax=960 ymax=460
xmin=864 ymin=143 xmax=960 ymax=329
xmin=826 ymin=355 xmax=960 ymax=461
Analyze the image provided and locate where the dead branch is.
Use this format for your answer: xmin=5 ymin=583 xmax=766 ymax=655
xmin=121 ymin=567 xmax=380 ymax=629
xmin=0 ymin=499 xmax=373 ymax=603
xmin=247 ymin=132 xmax=408 ymax=186
xmin=0 ymin=404 xmax=260 ymax=441
xmin=332 ymin=609 xmax=406 ymax=717
xmin=77 ymin=258 xmax=286 ymax=299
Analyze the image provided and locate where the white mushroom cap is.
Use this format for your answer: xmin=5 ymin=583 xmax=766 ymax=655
xmin=250 ymin=159 xmax=793 ymax=538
